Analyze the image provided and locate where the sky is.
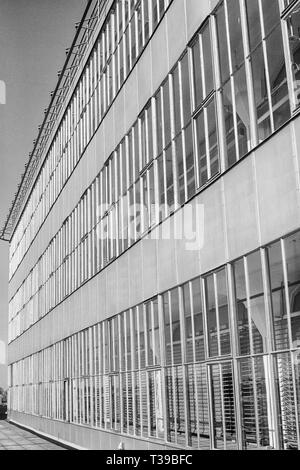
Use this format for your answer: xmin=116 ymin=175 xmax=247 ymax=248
xmin=0 ymin=0 xmax=87 ymax=389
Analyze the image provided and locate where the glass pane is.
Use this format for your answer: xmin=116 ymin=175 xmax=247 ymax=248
xmin=268 ymin=241 xmax=289 ymax=351
xmin=183 ymin=283 xmax=193 ymax=363
xmin=227 ymin=0 xmax=244 ymax=71
xmin=261 ymin=0 xmax=280 ymax=36
xmin=287 ymin=8 xmax=300 ymax=108
xmin=173 ymin=65 xmax=181 ymax=135
xmin=223 ymin=80 xmax=237 ymax=167
xmin=157 ymin=153 xmax=165 ymax=213
xmin=239 ymin=356 xmax=272 ymax=449
xmin=217 ymin=269 xmax=231 ymax=356
xmin=192 ymin=278 xmax=205 ymax=362
xmin=195 ymin=111 xmax=207 ymax=187
xmin=175 ymin=133 xmax=185 ymax=205
xmin=171 ymin=288 xmax=181 ymax=365
xmin=206 ymin=275 xmax=218 ymax=357
xmin=165 ymin=146 xmax=174 ymax=211
xmin=163 ymin=80 xmax=171 ymax=147
xmin=184 ymin=122 xmax=196 ymax=199
xmin=251 ymin=45 xmax=271 ymax=141
xmin=207 ymin=98 xmax=219 ymax=178
xmin=192 ymin=37 xmax=203 ymax=109
xmin=234 ymin=258 xmax=251 ymax=356
xmin=163 ymin=293 xmax=172 ymax=365
xmin=210 ymin=363 xmax=237 ymax=449
xmin=181 ymin=53 xmax=191 ymax=126
xmin=156 ymin=91 xmax=163 ymax=156
xmin=245 ymin=0 xmax=261 ymax=52
xmin=187 ymin=363 xmax=210 ymax=449
xmin=216 ymin=3 xmax=230 ymax=84
xmin=248 ymin=251 xmax=267 ymax=354
xmin=274 ymin=352 xmax=299 ymax=449
xmin=234 ymin=64 xmax=250 ymax=158
xmin=202 ymin=24 xmax=214 ymax=96
xmin=285 ymin=232 xmax=300 ymax=348
xmin=266 ymin=25 xmax=290 ymax=130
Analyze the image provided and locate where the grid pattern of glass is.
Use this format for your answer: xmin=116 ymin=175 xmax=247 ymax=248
xmin=9 ymin=230 xmax=300 ymax=450
xmin=9 ymin=0 xmax=300 ymax=343
xmin=9 ymin=0 xmax=173 ymax=279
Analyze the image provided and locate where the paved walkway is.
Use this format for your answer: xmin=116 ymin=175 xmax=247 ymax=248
xmin=0 ymin=420 xmax=65 ymax=450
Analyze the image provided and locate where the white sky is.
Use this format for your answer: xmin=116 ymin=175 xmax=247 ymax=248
xmin=0 ymin=0 xmax=86 ymax=388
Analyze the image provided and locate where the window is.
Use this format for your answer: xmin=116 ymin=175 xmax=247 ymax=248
xmin=204 ymin=268 xmax=231 ymax=357
xmin=217 ymin=0 xmax=250 ymax=167
xmin=192 ymin=22 xmax=220 ymax=188
xmin=233 ymin=250 xmax=268 ymax=356
xmin=285 ymin=1 xmax=300 ymax=109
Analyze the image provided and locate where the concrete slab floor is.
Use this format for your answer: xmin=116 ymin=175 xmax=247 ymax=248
xmin=0 ymin=421 xmax=66 ymax=450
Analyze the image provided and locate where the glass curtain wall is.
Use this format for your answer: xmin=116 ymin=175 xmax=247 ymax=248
xmin=9 ymin=229 xmax=300 ymax=450
xmin=10 ymin=0 xmax=300 ymax=344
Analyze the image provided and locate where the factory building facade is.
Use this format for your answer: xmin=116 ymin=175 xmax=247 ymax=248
xmin=3 ymin=0 xmax=300 ymax=450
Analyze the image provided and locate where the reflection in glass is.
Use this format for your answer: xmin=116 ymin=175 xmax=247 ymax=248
xmin=206 ymin=274 xmax=218 ymax=357
xmin=245 ymin=0 xmax=261 ymax=52
xmin=216 ymin=3 xmax=230 ymax=84
xmin=266 ymin=26 xmax=290 ymax=130
xmin=184 ymin=122 xmax=196 ymax=199
xmin=234 ymin=65 xmax=250 ymax=158
xmin=187 ymin=363 xmax=210 ymax=449
xmin=251 ymin=45 xmax=271 ymax=141
xmin=274 ymin=353 xmax=299 ymax=449
xmin=195 ymin=110 xmax=207 ymax=186
xmin=192 ymin=37 xmax=203 ymax=109
xmin=234 ymin=258 xmax=251 ymax=356
xmin=285 ymin=232 xmax=300 ymax=348
xmin=248 ymin=251 xmax=267 ymax=354
xmin=239 ymin=357 xmax=271 ymax=449
xmin=210 ymin=363 xmax=237 ymax=449
xmin=268 ymin=241 xmax=289 ymax=351
xmin=223 ymin=80 xmax=237 ymax=168
xmin=205 ymin=269 xmax=230 ymax=357
xmin=287 ymin=8 xmax=300 ymax=108
xmin=227 ymin=0 xmax=244 ymax=71
xmin=217 ymin=270 xmax=231 ymax=356
xmin=207 ymin=98 xmax=219 ymax=177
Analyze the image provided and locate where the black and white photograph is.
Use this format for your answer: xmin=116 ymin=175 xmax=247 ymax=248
xmin=0 ymin=0 xmax=299 ymax=455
